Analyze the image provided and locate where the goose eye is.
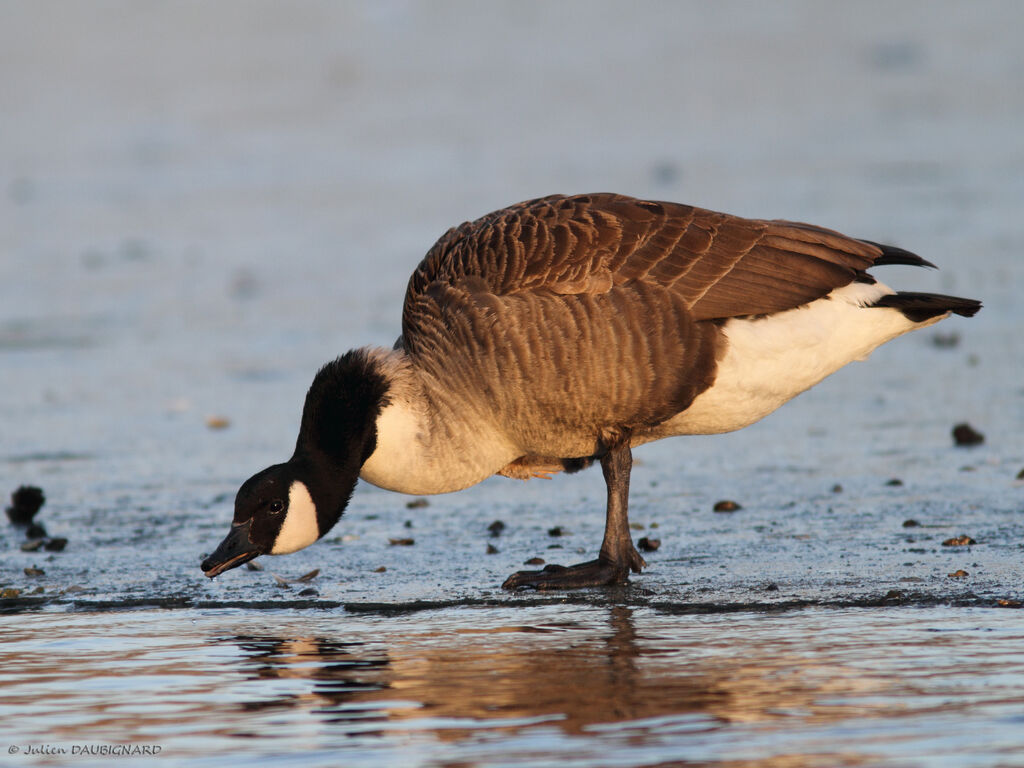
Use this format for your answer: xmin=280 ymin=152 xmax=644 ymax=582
xmin=268 ymin=499 xmax=285 ymax=515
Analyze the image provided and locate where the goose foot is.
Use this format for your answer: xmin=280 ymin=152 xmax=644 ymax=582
xmin=502 ymin=551 xmax=645 ymax=591
xmin=504 ymin=443 xmax=647 ymax=590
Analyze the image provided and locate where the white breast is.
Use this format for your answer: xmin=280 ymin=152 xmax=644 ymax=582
xmin=359 ymin=397 xmax=518 ymax=495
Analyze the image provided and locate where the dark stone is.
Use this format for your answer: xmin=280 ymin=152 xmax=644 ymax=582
xmin=952 ymin=423 xmax=985 ymax=447
xmin=713 ymin=500 xmax=741 ymax=513
xmin=942 ymin=535 xmax=976 ymax=547
xmin=6 ymin=485 xmax=45 ymax=524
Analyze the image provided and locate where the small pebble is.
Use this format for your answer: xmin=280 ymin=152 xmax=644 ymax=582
xmin=205 ymin=416 xmax=231 ymax=430
xmin=404 ymin=520 xmax=413 ymax=528
xmin=764 ymin=583 xmax=780 ymax=592
xmin=942 ymin=535 xmax=977 ymax=547
xmin=487 ymin=520 xmax=506 ymax=537
xmin=43 ymin=537 xmax=67 ymax=552
xmin=6 ymin=485 xmax=45 ymax=524
xmin=388 ymin=537 xmax=415 ymax=546
xmin=1016 ymin=468 xmax=1024 ymax=481
xmin=20 ymin=539 xmax=45 ymax=552
xmin=24 ymin=566 xmax=45 ymax=577
xmin=548 ymin=526 xmax=565 ymax=537
xmin=405 ymin=498 xmax=429 ymax=509
xmin=486 ymin=543 xmax=499 ymax=554
xmin=629 ymin=522 xmax=645 ymax=531
xmin=948 ymin=569 xmax=969 ymax=579
xmin=882 ymin=589 xmax=904 ymax=601
xmin=268 ymin=568 xmax=320 ymax=585
xmin=298 ymin=587 xmax=318 ymax=597
xmin=713 ymin=500 xmax=741 ymax=513
xmin=997 ymin=599 xmax=1022 ymax=608
xmin=374 ymin=566 xmax=387 ymax=573
xmin=831 ymin=484 xmax=843 ymax=494
xmin=1 ymin=588 xmax=22 ymax=599
xmin=931 ymin=331 xmax=960 ymax=349
xmin=524 ymin=557 xmax=545 ymax=565
xmin=902 ymin=519 xmax=921 ymax=528
xmin=952 ymin=422 xmax=984 ymax=447
xmin=637 ymin=537 xmax=660 ymax=552
xmin=885 ymin=478 xmax=904 ymax=487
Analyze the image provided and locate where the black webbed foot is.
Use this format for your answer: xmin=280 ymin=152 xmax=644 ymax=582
xmin=503 ymin=442 xmax=645 ymax=591
xmin=502 ymin=550 xmax=645 ymax=591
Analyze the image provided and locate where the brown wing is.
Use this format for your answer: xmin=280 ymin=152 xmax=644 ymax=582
xmin=398 ymin=193 xmax=901 ymax=451
xmin=402 ymin=192 xmax=887 ymax=337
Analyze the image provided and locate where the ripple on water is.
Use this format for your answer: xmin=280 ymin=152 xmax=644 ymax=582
xmin=3 ymin=605 xmax=1024 ymax=767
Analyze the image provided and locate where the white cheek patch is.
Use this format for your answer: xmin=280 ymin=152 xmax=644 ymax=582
xmin=270 ymin=480 xmax=320 ymax=555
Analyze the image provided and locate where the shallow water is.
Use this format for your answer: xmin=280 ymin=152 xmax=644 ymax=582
xmin=4 ymin=605 xmax=1024 ymax=768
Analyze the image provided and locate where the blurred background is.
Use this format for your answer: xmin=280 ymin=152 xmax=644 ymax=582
xmin=1 ymin=1 xmax=1021 ymax=600
xmin=4 ymin=6 xmax=1024 ymax=765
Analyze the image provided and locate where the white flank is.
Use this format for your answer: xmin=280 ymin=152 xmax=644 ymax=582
xmin=669 ymin=281 xmax=944 ymax=435
xmin=270 ymin=480 xmax=320 ymax=555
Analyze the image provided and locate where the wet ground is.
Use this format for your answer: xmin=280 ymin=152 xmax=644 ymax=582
xmin=3 ymin=1 xmax=1024 ymax=766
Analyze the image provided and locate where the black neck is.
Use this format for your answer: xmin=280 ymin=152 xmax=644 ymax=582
xmin=291 ymin=349 xmax=391 ymax=535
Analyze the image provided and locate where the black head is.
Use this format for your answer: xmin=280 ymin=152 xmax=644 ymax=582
xmin=201 ymin=463 xmax=318 ymax=578
xmin=201 ymin=349 xmax=390 ymax=579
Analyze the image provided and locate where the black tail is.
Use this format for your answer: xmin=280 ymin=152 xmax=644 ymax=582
xmin=860 ymin=240 xmax=938 ymax=269
xmin=872 ymin=292 xmax=982 ymax=323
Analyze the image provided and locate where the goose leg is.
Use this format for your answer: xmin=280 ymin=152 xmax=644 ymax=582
xmin=502 ymin=443 xmax=647 ymax=590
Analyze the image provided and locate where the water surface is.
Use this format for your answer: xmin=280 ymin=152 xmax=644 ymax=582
xmin=4 ymin=605 xmax=1024 ymax=767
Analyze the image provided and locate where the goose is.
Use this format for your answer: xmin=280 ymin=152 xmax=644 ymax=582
xmin=200 ymin=193 xmax=980 ymax=590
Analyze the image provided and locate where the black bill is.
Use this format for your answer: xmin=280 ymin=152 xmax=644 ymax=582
xmin=201 ymin=519 xmax=259 ymax=578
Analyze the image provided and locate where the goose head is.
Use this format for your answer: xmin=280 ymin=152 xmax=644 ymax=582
xmin=199 ymin=461 xmax=346 ymax=578
xmin=201 ymin=350 xmax=389 ymax=579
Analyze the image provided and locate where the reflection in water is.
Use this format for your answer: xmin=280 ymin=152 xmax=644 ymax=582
xmin=4 ymin=606 xmax=1024 ymax=767
xmin=229 ymin=635 xmax=392 ymax=731
xmin=224 ymin=606 xmax=893 ymax=743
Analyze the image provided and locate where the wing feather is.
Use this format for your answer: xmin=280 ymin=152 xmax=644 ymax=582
xmin=403 ymin=192 xmax=892 ymax=344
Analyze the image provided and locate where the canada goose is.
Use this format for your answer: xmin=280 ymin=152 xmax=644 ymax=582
xmin=201 ymin=193 xmax=980 ymax=589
